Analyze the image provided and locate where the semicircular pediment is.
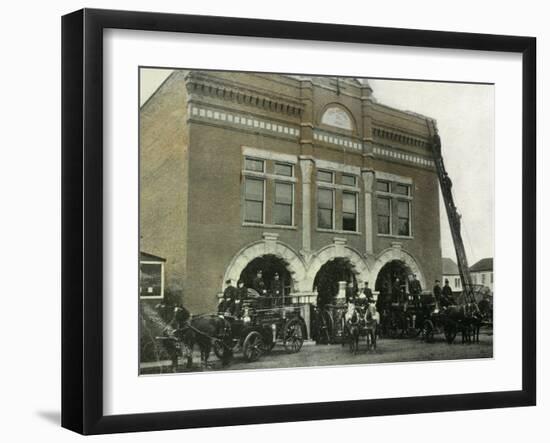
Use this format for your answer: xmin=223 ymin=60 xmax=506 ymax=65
xmin=320 ymin=105 xmax=355 ymax=131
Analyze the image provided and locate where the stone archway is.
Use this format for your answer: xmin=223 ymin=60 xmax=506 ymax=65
xmin=303 ymin=242 xmax=370 ymax=292
xmin=222 ymin=235 xmax=307 ymax=292
xmin=370 ymin=246 xmax=426 ymax=290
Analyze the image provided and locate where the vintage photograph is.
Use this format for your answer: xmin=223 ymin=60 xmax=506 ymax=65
xmin=138 ymin=68 xmax=494 ymax=374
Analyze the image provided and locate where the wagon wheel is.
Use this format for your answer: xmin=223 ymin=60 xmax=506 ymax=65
xmin=422 ymin=319 xmax=435 ymax=343
xmin=283 ymin=318 xmax=304 ymax=353
xmin=242 ymin=331 xmax=264 ymax=362
xmin=213 ymin=340 xmax=225 ymax=360
xmin=444 ymin=323 xmax=457 ymax=344
xmin=213 ymin=338 xmax=235 ymax=360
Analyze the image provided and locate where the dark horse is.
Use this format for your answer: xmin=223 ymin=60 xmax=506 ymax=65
xmin=161 ymin=305 xmax=233 ymax=370
xmin=441 ymin=303 xmax=481 ymax=344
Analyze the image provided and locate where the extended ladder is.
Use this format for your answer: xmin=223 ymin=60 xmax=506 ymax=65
xmin=426 ymin=120 xmax=476 ymax=305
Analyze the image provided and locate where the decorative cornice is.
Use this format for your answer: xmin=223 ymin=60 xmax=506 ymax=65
xmin=373 ymin=127 xmax=429 ymax=149
xmin=186 ymin=73 xmax=304 ymax=117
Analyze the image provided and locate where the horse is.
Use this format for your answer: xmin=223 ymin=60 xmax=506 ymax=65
xmin=168 ymin=305 xmax=233 ymax=370
xmin=440 ymin=304 xmax=480 ymax=344
xmin=344 ymin=303 xmax=361 ymax=355
xmin=364 ymin=303 xmax=379 ymax=352
xmin=462 ymin=303 xmax=483 ymax=344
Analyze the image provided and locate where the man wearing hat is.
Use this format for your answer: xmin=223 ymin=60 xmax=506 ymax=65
xmin=409 ymin=274 xmax=422 ymax=305
xmin=220 ymin=279 xmax=238 ymax=315
xmin=345 ymin=281 xmax=356 ymax=303
xmin=433 ymin=279 xmax=442 ymax=305
xmin=252 ymin=270 xmax=267 ymax=295
xmin=441 ymin=279 xmax=455 ymax=307
xmin=271 ymin=272 xmax=283 ymax=307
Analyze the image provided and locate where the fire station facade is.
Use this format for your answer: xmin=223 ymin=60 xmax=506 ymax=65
xmin=140 ymin=70 xmax=442 ymax=315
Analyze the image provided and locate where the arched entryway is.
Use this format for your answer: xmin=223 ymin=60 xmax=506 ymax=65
xmin=374 ymin=259 xmax=413 ymax=300
xmin=370 ymin=246 xmax=426 ymax=292
xmin=313 ymin=258 xmax=357 ymax=308
xmin=239 ymin=254 xmax=293 ymax=296
xmin=222 ymin=238 xmax=307 ymax=293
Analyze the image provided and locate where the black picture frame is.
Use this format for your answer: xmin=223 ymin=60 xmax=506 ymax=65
xmin=61 ymin=8 xmax=536 ymax=435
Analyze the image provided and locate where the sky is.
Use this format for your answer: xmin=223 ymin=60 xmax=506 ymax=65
xmin=140 ymin=69 xmax=494 ymax=266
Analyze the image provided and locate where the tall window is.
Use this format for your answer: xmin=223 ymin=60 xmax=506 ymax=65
xmin=318 ymin=188 xmax=334 ymax=229
xmin=244 ymin=178 xmax=264 ymax=223
xmin=375 ymin=178 xmax=413 ymax=236
xmin=377 ymin=197 xmax=391 ymax=234
xmin=397 ymin=200 xmax=410 ymax=236
xmin=274 ymin=182 xmax=293 ymax=225
xmin=342 ymin=192 xmax=357 ymax=231
xmin=481 ymin=273 xmax=486 ymax=284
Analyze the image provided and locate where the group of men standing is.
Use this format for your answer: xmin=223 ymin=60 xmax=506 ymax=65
xmin=377 ymin=274 xmax=456 ymax=311
xmin=345 ymin=281 xmax=375 ymax=306
xmin=219 ymin=269 xmax=458 ymax=317
xmin=433 ymin=278 xmax=456 ymax=307
xmin=218 ymin=270 xmax=286 ymax=317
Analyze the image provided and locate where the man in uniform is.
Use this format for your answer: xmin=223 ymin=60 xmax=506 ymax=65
xmin=233 ymin=280 xmax=247 ymax=318
xmin=433 ymin=279 xmax=442 ymax=305
xmin=271 ymin=272 xmax=283 ymax=307
xmin=252 ymin=270 xmax=267 ymax=295
xmin=392 ymin=277 xmax=403 ymax=304
xmin=441 ymin=278 xmax=456 ymax=307
xmin=409 ymin=274 xmax=422 ymax=305
xmin=361 ymin=282 xmax=374 ymax=304
xmin=220 ymin=279 xmax=237 ymax=315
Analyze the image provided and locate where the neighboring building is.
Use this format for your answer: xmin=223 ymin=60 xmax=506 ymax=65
xmin=442 ymin=257 xmax=462 ymax=293
xmin=470 ymin=257 xmax=493 ymax=292
xmin=140 ymin=70 xmax=442 ymax=319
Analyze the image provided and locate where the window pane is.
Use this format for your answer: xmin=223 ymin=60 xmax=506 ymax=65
xmin=245 ymin=158 xmax=264 ymax=172
xmin=343 ymin=213 xmax=356 ymax=231
xmin=245 ymin=201 xmax=263 ymax=223
xmin=274 ymin=162 xmax=293 ymax=177
xmin=394 ymin=183 xmax=410 ymax=195
xmin=377 ymin=197 xmax=390 ymax=216
xmin=318 ymin=188 xmax=333 ymax=209
xmin=376 ymin=180 xmax=389 ymax=192
xmin=343 ymin=192 xmax=356 ymax=213
xmin=274 ymin=204 xmax=292 ymax=225
xmin=317 ymin=170 xmax=333 ymax=183
xmin=342 ymin=174 xmax=356 ymax=186
xmin=274 ymin=182 xmax=293 ymax=226
xmin=275 ymin=182 xmax=292 ymax=205
xmin=140 ymin=263 xmax=162 ymax=296
xmin=397 ymin=218 xmax=410 ymax=236
xmin=245 ymin=178 xmax=264 ymax=201
xmin=378 ymin=215 xmax=390 ymax=234
xmin=397 ymin=200 xmax=409 ymax=218
xmin=318 ymin=208 xmax=333 ymax=229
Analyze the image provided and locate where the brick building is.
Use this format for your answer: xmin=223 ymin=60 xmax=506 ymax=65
xmin=140 ymin=70 xmax=442 ymax=320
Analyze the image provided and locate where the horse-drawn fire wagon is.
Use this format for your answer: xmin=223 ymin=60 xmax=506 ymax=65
xmin=214 ymin=289 xmax=307 ymax=362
